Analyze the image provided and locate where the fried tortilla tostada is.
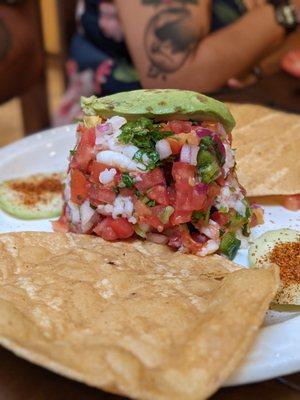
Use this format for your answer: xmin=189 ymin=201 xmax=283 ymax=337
xmin=229 ymin=103 xmax=300 ymax=197
xmin=0 ymin=232 xmax=279 ymax=400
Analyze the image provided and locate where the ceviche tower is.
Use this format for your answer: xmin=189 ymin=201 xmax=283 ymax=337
xmin=55 ymin=90 xmax=260 ymax=259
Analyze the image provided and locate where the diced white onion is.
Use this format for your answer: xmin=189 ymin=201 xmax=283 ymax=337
xmin=121 ymin=145 xmax=140 ymax=159
xmin=108 ymin=116 xmax=127 ymax=131
xmin=97 ymin=150 xmax=146 ymax=171
xmin=99 ymin=168 xmax=117 ymax=184
xmin=155 ymin=139 xmax=172 ymax=160
xmin=197 ymin=239 xmax=220 ymax=256
xmin=223 ymin=143 xmax=235 ymax=177
xmin=64 ymin=174 xmax=71 ymax=202
xmin=180 ymin=144 xmax=191 ymax=163
xmin=146 ymin=233 xmax=168 ymax=244
xmin=180 ymin=144 xmax=198 ymax=165
xmin=200 ymin=220 xmax=220 ymax=240
xmin=68 ymin=201 xmax=80 ymax=224
xmin=97 ymin=204 xmax=114 ymax=216
xmin=112 ymin=196 xmax=134 ymax=219
xmin=128 ymin=216 xmax=137 ymax=224
xmin=80 ymin=200 xmax=96 ymax=232
xmin=190 ymin=145 xmax=199 ymax=166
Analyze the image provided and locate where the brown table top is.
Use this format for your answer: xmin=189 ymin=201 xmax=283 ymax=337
xmin=0 ymin=346 xmax=299 ymax=400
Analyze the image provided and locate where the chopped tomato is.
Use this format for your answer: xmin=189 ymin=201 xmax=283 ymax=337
xmin=166 ymin=137 xmax=183 ymax=155
xmin=78 ymin=125 xmax=96 ymax=146
xmin=167 ymin=185 xmax=176 ymax=206
xmin=205 ymin=183 xmax=221 ymax=208
xmin=147 ymin=185 xmax=169 ymax=206
xmin=89 ymin=185 xmax=116 ymax=205
xmin=168 ymin=227 xmax=183 ymax=248
xmin=175 ymin=182 xmax=206 ymax=211
xmin=211 ymin=211 xmax=229 ymax=226
xmin=52 ymin=209 xmax=69 ymax=233
xmin=144 ymin=216 xmax=165 ymax=232
xmin=135 ymin=168 xmax=165 ymax=193
xmin=172 ymin=162 xmax=195 ymax=183
xmin=182 ymin=229 xmax=206 ymax=254
xmin=94 ymin=217 xmax=134 ymax=240
xmin=283 ymin=194 xmax=300 ymax=211
xmin=71 ymin=126 xmax=96 ymax=172
xmin=216 ymin=174 xmax=226 ymax=186
xmin=168 ymin=120 xmax=192 ymax=134
xmin=174 ymin=182 xmax=193 ymax=210
xmin=110 ymin=218 xmax=134 ymax=238
xmin=89 ymin=161 xmax=109 ymax=183
xmin=134 ymin=201 xmax=165 ymax=231
xmin=119 ymin=188 xmax=135 ymax=197
xmin=70 ymin=169 xmax=89 ymax=205
xmin=192 ymin=191 xmax=206 ymax=210
xmin=94 ymin=218 xmax=118 ymax=240
xmin=138 ymin=214 xmax=164 ymax=231
xmin=169 ymin=209 xmax=192 ymax=225
xmin=169 ymin=225 xmax=204 ymax=253
xmin=134 ymin=199 xmax=152 ymax=216
xmin=167 ymin=134 xmax=199 ymax=154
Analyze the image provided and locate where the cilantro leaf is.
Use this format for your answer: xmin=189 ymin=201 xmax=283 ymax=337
xmin=120 ymin=173 xmax=134 ymax=188
xmin=118 ymin=117 xmax=172 ymax=170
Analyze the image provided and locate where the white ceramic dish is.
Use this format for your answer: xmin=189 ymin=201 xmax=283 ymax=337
xmin=0 ymin=125 xmax=299 ymax=386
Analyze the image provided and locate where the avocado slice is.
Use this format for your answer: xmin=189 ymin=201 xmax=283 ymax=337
xmin=81 ymin=89 xmax=235 ymax=132
xmin=0 ymin=173 xmax=65 ymax=220
xmin=249 ymin=229 xmax=300 ymax=306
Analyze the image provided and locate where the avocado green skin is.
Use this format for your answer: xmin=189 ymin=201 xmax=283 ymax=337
xmin=81 ymin=89 xmax=235 ymax=132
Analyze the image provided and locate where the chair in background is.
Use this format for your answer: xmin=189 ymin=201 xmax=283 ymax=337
xmin=56 ymin=0 xmax=77 ymax=87
xmin=0 ymin=0 xmax=49 ymax=135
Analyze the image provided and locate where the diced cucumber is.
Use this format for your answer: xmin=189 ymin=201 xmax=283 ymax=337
xmin=219 ymin=232 xmax=241 ymax=260
xmin=197 ymin=150 xmax=220 ymax=184
xmin=159 ymin=206 xmax=174 ymax=224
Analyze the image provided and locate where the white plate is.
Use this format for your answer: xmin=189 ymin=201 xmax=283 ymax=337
xmin=0 ymin=125 xmax=299 ymax=386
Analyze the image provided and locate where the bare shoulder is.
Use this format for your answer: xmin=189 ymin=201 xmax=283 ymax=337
xmin=116 ymin=0 xmax=211 ymax=83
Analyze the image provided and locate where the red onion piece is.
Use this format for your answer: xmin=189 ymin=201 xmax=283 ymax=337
xmin=211 ymin=133 xmax=226 ymax=160
xmin=146 ymin=233 xmax=168 ymax=244
xmin=195 ymin=128 xmax=213 ymax=138
xmin=96 ymin=123 xmax=113 ymax=136
xmin=191 ymin=233 xmax=207 ymax=243
xmin=194 ymin=183 xmax=209 ymax=194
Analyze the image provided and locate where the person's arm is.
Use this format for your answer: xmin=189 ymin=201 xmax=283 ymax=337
xmin=115 ymin=0 xmax=286 ymax=92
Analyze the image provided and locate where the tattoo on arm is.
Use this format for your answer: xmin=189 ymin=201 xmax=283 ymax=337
xmin=0 ymin=19 xmax=11 ymax=61
xmin=142 ymin=0 xmax=200 ymax=79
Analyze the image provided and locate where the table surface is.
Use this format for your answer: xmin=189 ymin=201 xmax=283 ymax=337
xmin=0 ymin=347 xmax=299 ymax=400
xmin=0 ymin=71 xmax=299 ymax=399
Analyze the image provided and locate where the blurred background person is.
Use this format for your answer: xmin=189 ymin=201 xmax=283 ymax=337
xmin=0 ymin=0 xmax=299 ymax=137
xmin=53 ymin=0 xmax=300 ymax=125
